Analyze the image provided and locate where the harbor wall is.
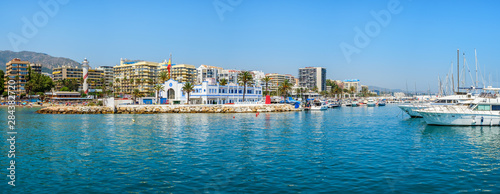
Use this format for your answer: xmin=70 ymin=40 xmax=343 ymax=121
xmin=36 ymin=104 xmax=299 ymax=114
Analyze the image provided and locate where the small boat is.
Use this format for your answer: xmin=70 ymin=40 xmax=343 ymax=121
xmin=367 ymin=99 xmax=376 ymax=107
xmin=351 ymin=101 xmax=359 ymax=107
xmin=305 ymin=100 xmax=328 ymax=110
xmin=328 ymin=103 xmax=340 ymax=108
xmin=377 ymin=100 xmax=386 ymax=106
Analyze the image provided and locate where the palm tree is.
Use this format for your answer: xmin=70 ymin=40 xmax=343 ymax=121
xmin=237 ymin=71 xmax=253 ymax=102
xmin=132 ymin=89 xmax=142 ymax=104
xmin=182 ymin=82 xmax=195 ymax=104
xmin=295 ymin=88 xmax=301 ymax=99
xmin=153 ymin=84 xmax=164 ymax=104
xmin=261 ymin=76 xmax=271 ymax=95
xmin=159 ymin=71 xmax=169 ymax=84
xmin=350 ymin=86 xmax=356 ymax=95
xmin=219 ymin=78 xmax=228 ymax=86
xmin=279 ymin=79 xmax=293 ymax=99
xmin=115 ymin=86 xmax=120 ymax=97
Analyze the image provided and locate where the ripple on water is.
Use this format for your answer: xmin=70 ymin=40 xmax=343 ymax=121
xmin=1 ymin=106 xmax=500 ymax=193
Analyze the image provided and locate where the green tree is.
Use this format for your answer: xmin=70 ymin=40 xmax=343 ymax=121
xmin=350 ymin=86 xmax=356 ymax=94
xmin=237 ymin=71 xmax=254 ymax=102
xmin=27 ymin=73 xmax=54 ymax=93
xmin=261 ymin=76 xmax=271 ymax=95
xmin=132 ymin=89 xmax=142 ymax=103
xmin=279 ymin=79 xmax=293 ymax=99
xmin=159 ymin=71 xmax=169 ymax=84
xmin=153 ymin=84 xmax=164 ymax=104
xmin=182 ymin=82 xmax=195 ymax=104
xmin=219 ymin=78 xmax=228 ymax=86
xmin=61 ymin=86 xmax=70 ymax=91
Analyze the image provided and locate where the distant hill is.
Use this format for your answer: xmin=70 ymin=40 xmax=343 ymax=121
xmin=368 ymin=86 xmax=405 ymax=93
xmin=0 ymin=50 xmax=81 ymax=73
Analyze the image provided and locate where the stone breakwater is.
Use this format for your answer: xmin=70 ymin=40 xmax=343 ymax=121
xmin=36 ymin=104 xmax=300 ymax=114
xmin=36 ymin=106 xmax=115 ymax=114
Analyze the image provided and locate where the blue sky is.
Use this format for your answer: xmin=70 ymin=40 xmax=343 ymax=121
xmin=1 ymin=0 xmax=500 ymax=91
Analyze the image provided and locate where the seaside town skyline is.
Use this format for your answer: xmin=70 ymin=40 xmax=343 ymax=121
xmin=2 ymin=1 xmax=500 ymax=91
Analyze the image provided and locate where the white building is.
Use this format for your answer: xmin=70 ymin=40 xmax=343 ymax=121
xmin=219 ymin=69 xmax=241 ymax=85
xmin=251 ymin=70 xmax=265 ymax=87
xmin=160 ymin=79 xmax=263 ymax=104
xmin=196 ymin=65 xmax=223 ymax=84
xmin=343 ymin=79 xmax=361 ymax=93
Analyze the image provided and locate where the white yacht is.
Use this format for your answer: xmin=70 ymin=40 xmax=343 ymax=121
xmin=416 ymin=93 xmax=500 ymax=126
xmin=304 ymin=100 xmax=328 ymax=110
xmin=398 ymin=94 xmax=475 ymax=118
xmin=367 ymin=99 xmax=376 ymax=107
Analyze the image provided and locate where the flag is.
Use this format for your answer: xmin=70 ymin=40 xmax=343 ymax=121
xmin=167 ymin=54 xmax=172 ymax=77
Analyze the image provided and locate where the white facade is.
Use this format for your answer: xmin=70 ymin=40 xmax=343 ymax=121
xmin=343 ymin=79 xmax=360 ymax=93
xmin=251 ymin=70 xmax=266 ymax=87
xmin=160 ymin=79 xmax=263 ymax=104
xmin=219 ymin=69 xmax=241 ymax=85
xmin=196 ymin=65 xmax=222 ymax=84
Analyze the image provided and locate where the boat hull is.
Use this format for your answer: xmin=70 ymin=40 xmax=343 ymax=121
xmin=419 ymin=112 xmax=500 ymax=126
xmin=398 ymin=105 xmax=427 ymax=118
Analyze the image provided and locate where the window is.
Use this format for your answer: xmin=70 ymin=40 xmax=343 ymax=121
xmin=475 ymin=105 xmax=491 ymax=111
xmin=492 ymin=105 xmax=500 ymax=111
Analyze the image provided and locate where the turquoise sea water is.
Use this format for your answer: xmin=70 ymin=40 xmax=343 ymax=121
xmin=1 ymin=105 xmax=500 ymax=193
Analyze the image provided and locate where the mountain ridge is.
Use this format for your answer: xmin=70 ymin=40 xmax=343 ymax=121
xmin=0 ymin=50 xmax=81 ymax=73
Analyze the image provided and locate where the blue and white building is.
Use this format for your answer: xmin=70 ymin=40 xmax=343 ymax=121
xmin=160 ymin=79 xmax=264 ymax=104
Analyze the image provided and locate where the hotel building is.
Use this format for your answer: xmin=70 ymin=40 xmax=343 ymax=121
xmin=29 ymin=63 xmax=42 ymax=74
xmin=52 ymin=65 xmax=104 ymax=92
xmin=196 ymin=65 xmax=223 ymax=84
xmin=113 ymin=59 xmax=160 ymax=95
xmin=97 ymin=66 xmax=114 ymax=88
xmin=343 ymin=79 xmax=361 ymax=93
xmin=266 ymin=73 xmax=295 ymax=93
xmin=160 ymin=64 xmax=197 ymax=83
xmin=4 ymin=58 xmax=29 ymax=94
xmin=299 ymin=67 xmax=327 ymax=92
xmin=219 ymin=69 xmax=241 ymax=85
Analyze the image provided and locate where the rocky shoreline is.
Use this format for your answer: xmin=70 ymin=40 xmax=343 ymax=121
xmin=35 ymin=104 xmax=300 ymax=114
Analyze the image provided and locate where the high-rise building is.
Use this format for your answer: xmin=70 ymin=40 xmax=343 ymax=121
xmin=29 ymin=63 xmax=42 ymax=74
xmin=196 ymin=65 xmax=223 ymax=84
xmin=4 ymin=58 xmax=29 ymax=94
xmin=165 ymin=64 xmax=197 ymax=83
xmin=53 ymin=65 xmax=83 ymax=90
xmin=52 ymin=61 xmax=104 ymax=92
xmin=266 ymin=73 xmax=295 ymax=93
xmin=251 ymin=70 xmax=265 ymax=87
xmin=113 ymin=59 xmax=160 ymax=95
xmin=298 ymin=67 xmax=326 ymax=92
xmin=97 ymin=66 xmax=114 ymax=89
xmin=219 ymin=69 xmax=241 ymax=85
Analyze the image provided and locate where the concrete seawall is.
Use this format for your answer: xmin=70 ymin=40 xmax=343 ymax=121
xmin=36 ymin=104 xmax=300 ymax=114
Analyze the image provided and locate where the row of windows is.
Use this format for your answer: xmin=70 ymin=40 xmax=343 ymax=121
xmin=475 ymin=105 xmax=500 ymax=111
xmin=10 ymin=64 xmax=27 ymax=67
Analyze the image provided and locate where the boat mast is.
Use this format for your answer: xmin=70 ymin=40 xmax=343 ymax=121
xmin=457 ymin=49 xmax=460 ymax=93
xmin=475 ymin=48 xmax=478 ymax=88
xmin=463 ymin=52 xmax=466 ymax=88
